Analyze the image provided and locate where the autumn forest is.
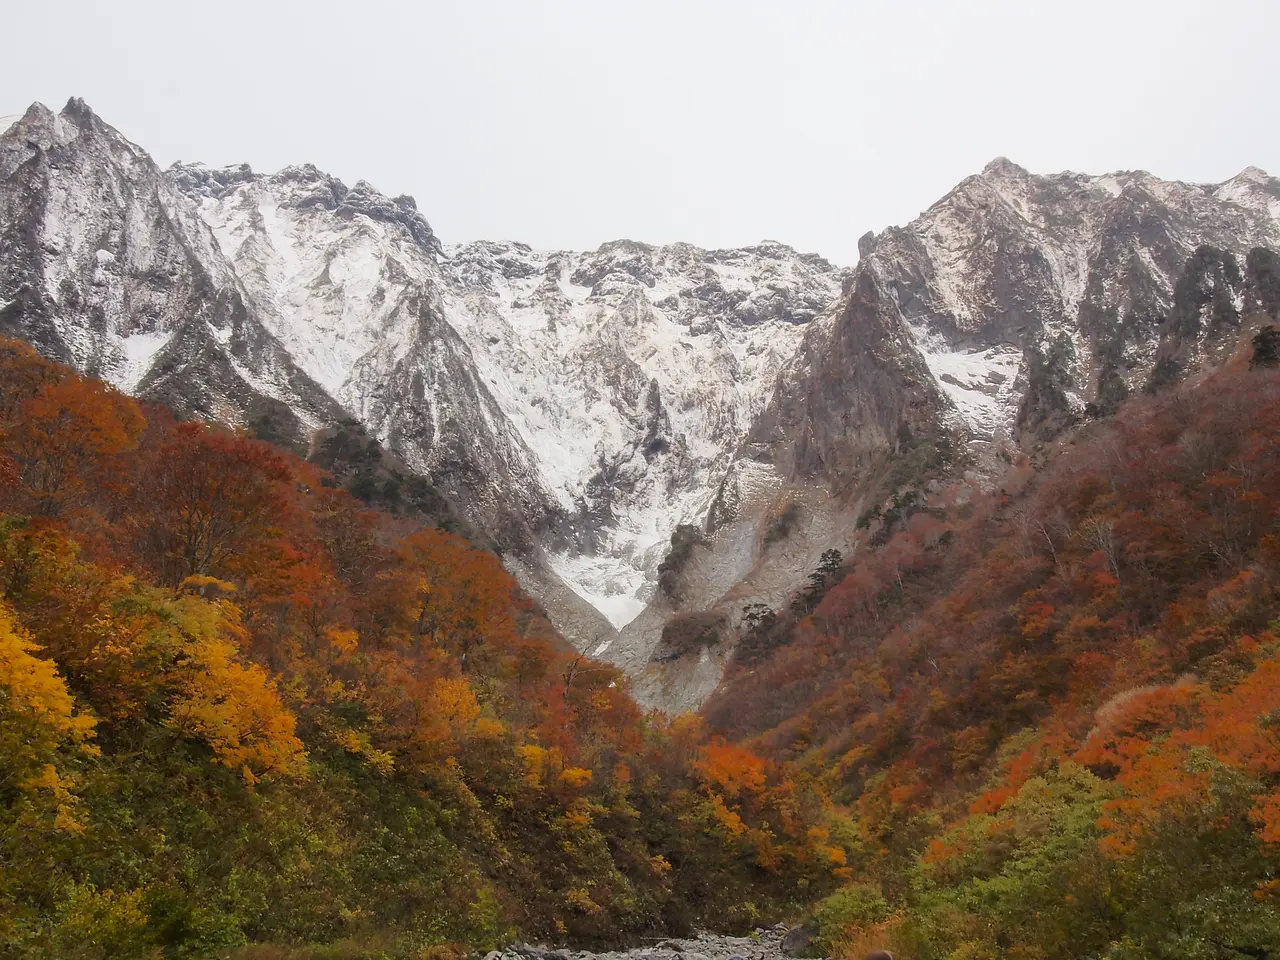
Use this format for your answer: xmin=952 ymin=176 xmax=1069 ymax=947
xmin=0 ymin=338 xmax=841 ymax=957
xmin=2 ymin=327 xmax=1280 ymax=960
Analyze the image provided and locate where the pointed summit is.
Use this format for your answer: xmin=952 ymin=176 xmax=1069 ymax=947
xmin=981 ymin=156 xmax=1030 ymax=179
xmin=16 ymin=100 xmax=57 ymax=129
xmin=2 ymin=101 xmax=60 ymax=143
xmin=0 ymin=101 xmax=77 ymax=178
xmin=61 ymin=96 xmax=97 ymax=123
xmin=1229 ymin=165 xmax=1273 ymax=184
xmin=55 ymin=97 xmax=115 ymax=138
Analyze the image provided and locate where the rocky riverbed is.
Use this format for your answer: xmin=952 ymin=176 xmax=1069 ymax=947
xmin=486 ymin=924 xmax=824 ymax=960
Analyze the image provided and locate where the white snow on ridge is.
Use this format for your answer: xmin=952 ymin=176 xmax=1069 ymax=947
xmin=167 ymin=151 xmax=1280 ymax=633
xmin=196 ymin=187 xmax=431 ymax=399
xmin=548 ymin=550 xmax=649 ymax=631
xmin=180 ymin=170 xmax=841 ymax=628
xmin=17 ymin=102 xmax=1280 ymax=647
xmin=441 ymin=241 xmax=835 ymax=628
xmin=1214 ymin=168 xmax=1280 ymax=237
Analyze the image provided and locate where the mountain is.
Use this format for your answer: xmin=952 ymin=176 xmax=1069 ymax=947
xmin=0 ymin=337 xmax=842 ymax=954
xmin=165 ymin=157 xmax=845 ymax=659
xmin=2 ymin=99 xmax=1278 ymax=714
xmin=0 ymin=100 xmax=342 ymax=441
xmin=618 ymin=159 xmax=1280 ymax=710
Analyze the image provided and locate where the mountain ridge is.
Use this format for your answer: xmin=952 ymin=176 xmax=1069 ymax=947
xmin=2 ymin=97 xmax=1278 ymax=713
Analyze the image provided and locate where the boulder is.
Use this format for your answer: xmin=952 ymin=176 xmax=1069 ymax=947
xmin=780 ymin=924 xmax=816 ymax=957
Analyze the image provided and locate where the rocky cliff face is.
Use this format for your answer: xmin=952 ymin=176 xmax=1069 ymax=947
xmin=867 ymin=158 xmax=1280 ymax=441
xmin=171 ymin=161 xmax=557 ymax=556
xmin=618 ymin=159 xmax=1280 ymax=712
xmin=0 ymin=99 xmax=846 ymax=667
xmin=0 ymin=100 xmax=341 ymax=446
xmin=437 ymin=239 xmax=842 ymax=633
xmin=170 ymin=159 xmax=845 ymax=639
xmin=2 ymin=100 xmax=1277 ymax=714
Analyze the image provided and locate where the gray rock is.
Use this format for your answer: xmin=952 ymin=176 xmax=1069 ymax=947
xmin=857 ymin=230 xmax=877 ymax=259
xmin=780 ymin=924 xmax=816 ymax=957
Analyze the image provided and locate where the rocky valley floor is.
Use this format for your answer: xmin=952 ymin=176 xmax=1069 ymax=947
xmin=490 ymin=925 xmax=821 ymax=960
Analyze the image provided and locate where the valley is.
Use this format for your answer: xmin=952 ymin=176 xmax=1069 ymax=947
xmin=4 ymin=100 xmax=1278 ymax=717
xmin=3 ymin=95 xmax=1280 ymax=960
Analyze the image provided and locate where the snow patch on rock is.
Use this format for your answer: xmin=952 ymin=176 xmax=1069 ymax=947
xmin=907 ymin=322 xmax=1022 ymax=438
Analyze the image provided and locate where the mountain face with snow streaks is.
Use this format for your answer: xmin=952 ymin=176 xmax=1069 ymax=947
xmin=172 ymin=161 xmax=558 ymax=555
xmin=0 ymin=100 xmax=341 ymax=443
xmin=168 ymin=158 xmax=846 ymax=630
xmin=2 ymin=99 xmax=1279 ymax=713
xmin=861 ymin=159 xmax=1280 ymax=443
xmin=622 ymin=158 xmax=1280 ymax=712
xmin=437 ymin=239 xmax=843 ymax=627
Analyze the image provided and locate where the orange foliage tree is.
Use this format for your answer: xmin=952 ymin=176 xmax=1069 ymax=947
xmin=0 ymin=339 xmax=144 ymax=517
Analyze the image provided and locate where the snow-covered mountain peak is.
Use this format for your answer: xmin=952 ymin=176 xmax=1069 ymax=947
xmin=0 ymin=100 xmax=109 ymax=178
xmin=1214 ymin=165 xmax=1280 ymax=222
xmin=979 ymin=156 xmax=1031 ymax=180
xmin=157 ymin=155 xmax=847 ymax=630
xmin=168 ymin=161 xmax=260 ymax=198
xmin=171 ymin=160 xmax=442 ymax=258
xmin=857 ymin=161 xmax=1280 ymax=441
xmin=0 ymin=98 xmax=342 ymax=445
xmin=8 ymin=102 xmax=1279 ymax=698
xmin=6 ymin=100 xmax=66 ymax=139
xmin=439 ymin=237 xmax=843 ymax=626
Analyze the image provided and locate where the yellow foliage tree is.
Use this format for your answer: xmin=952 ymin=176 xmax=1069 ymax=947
xmin=430 ymin=675 xmax=482 ymax=732
xmin=168 ymin=604 xmax=305 ymax=784
xmin=0 ymin=602 xmax=97 ymax=829
xmin=558 ymin=765 xmax=594 ymax=788
xmin=517 ymin=743 xmax=549 ymax=788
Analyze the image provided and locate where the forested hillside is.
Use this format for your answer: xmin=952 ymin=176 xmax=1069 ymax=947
xmin=0 ymin=338 xmax=843 ymax=958
xmin=4 ymin=322 xmax=1280 ymax=960
xmin=708 ymin=336 xmax=1280 ymax=958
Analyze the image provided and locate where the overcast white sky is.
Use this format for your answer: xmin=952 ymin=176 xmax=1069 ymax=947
xmin=4 ymin=0 xmax=1278 ymax=263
